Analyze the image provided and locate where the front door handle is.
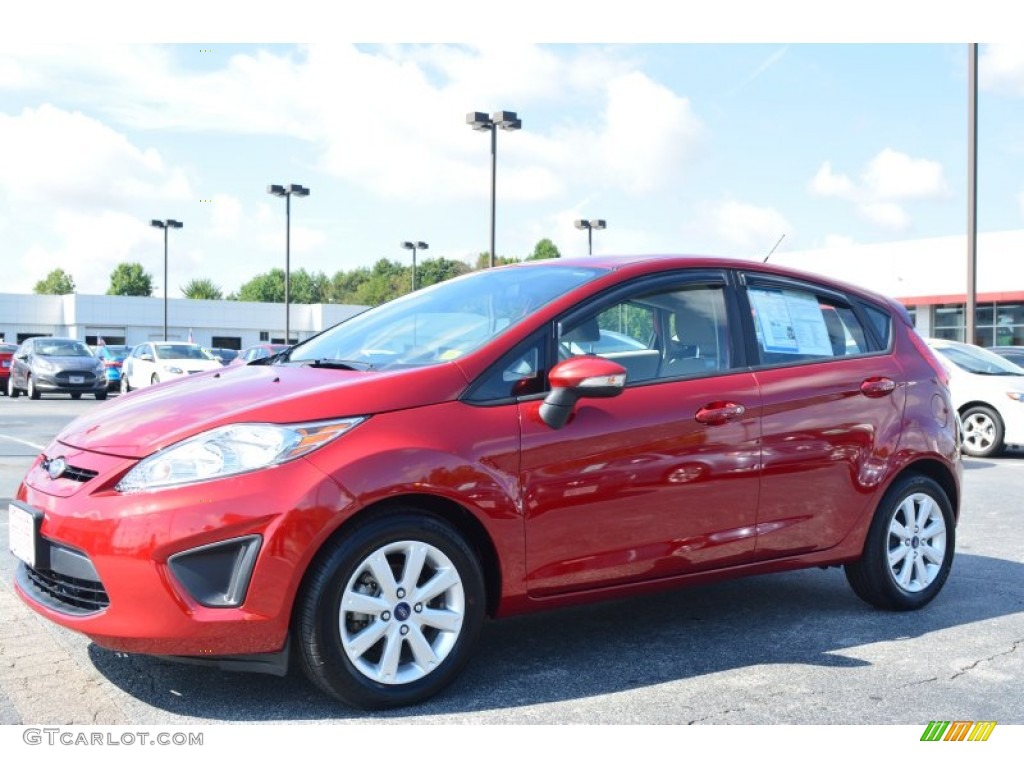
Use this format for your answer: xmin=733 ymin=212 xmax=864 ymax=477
xmin=695 ymin=401 xmax=746 ymax=425
xmin=860 ymin=377 xmax=896 ymax=398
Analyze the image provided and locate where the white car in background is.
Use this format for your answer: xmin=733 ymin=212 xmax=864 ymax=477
xmin=121 ymin=342 xmax=223 ymax=392
xmin=927 ymin=337 xmax=1024 ymax=458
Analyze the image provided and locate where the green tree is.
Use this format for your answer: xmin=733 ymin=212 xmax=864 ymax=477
xmin=181 ymin=278 xmax=223 ymax=300
xmin=526 ymin=238 xmax=561 ymax=261
xmin=417 ymin=257 xmax=471 ymax=288
xmin=328 ymin=267 xmax=372 ymax=304
xmin=474 ymin=252 xmax=520 ymax=270
xmin=237 ymin=269 xmax=285 ymax=303
xmin=107 ymin=262 xmax=154 ymax=296
xmin=34 ymin=268 xmax=76 ymax=295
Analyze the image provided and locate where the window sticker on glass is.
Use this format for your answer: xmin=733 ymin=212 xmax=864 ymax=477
xmin=749 ymin=288 xmax=834 ymax=356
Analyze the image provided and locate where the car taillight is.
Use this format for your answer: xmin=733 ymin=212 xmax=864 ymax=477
xmin=908 ymin=332 xmax=950 ymax=387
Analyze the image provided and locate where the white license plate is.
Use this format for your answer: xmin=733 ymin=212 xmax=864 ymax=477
xmin=70 ymin=376 xmax=84 ymax=384
xmin=1 ymin=360 xmax=10 ymax=368
xmin=8 ymin=503 xmax=38 ymax=568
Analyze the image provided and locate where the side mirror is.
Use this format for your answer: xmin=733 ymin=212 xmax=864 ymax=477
xmin=140 ymin=353 xmax=154 ymax=362
xmin=540 ymin=356 xmax=627 ymax=430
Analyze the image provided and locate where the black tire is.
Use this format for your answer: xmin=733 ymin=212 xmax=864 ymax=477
xmin=95 ymin=390 xmax=107 ymax=400
xmin=295 ymin=511 xmax=485 ymax=709
xmin=151 ymin=374 xmax=160 ymax=386
xmin=70 ymin=392 xmax=82 ymax=400
xmin=845 ymin=474 xmax=955 ymax=611
xmin=27 ymin=376 xmax=40 ymax=400
xmin=7 ymin=376 xmax=19 ymax=398
xmin=960 ymin=405 xmax=1004 ymax=458
xmin=121 ymin=375 xmax=131 ymax=394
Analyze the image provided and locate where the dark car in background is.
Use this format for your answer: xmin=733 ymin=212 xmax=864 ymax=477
xmin=230 ymin=343 xmax=290 ymax=365
xmin=209 ymin=347 xmax=240 ymax=366
xmin=988 ymin=345 xmax=1024 ymax=368
xmin=7 ymin=337 xmax=107 ymax=400
xmin=91 ymin=345 xmax=130 ymax=390
xmin=0 ymin=342 xmax=18 ymax=395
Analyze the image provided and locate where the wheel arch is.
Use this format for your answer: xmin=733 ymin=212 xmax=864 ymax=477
xmin=887 ymin=458 xmax=960 ymax=524
xmin=295 ymin=493 xmax=504 ymax=620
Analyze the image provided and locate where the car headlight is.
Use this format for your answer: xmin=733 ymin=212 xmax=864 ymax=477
xmin=1007 ymin=392 xmax=1024 ymax=402
xmin=115 ymin=418 xmax=366 ymax=493
xmin=164 ymin=365 xmax=184 ymax=374
xmin=35 ymin=358 xmax=57 ymax=372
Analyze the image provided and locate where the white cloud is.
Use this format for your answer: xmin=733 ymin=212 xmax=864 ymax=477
xmin=861 ymin=148 xmax=947 ymax=200
xmin=0 ymin=105 xmax=192 ymax=208
xmin=859 ymin=201 xmax=910 ymax=231
xmin=712 ymin=200 xmax=792 ymax=251
xmin=979 ymin=44 xmax=1024 ymax=97
xmin=809 ymin=148 xmax=947 ymax=233
xmin=809 ymin=161 xmax=855 ymax=198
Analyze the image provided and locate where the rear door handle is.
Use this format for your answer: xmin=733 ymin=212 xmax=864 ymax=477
xmin=860 ymin=377 xmax=896 ymax=398
xmin=695 ymin=401 xmax=746 ymax=425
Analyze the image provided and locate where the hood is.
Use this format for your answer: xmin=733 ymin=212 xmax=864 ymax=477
xmin=57 ymin=362 xmax=470 ymax=458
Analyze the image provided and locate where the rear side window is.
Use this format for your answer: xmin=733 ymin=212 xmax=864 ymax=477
xmin=859 ymin=302 xmax=893 ymax=349
xmin=746 ymin=285 xmax=875 ymax=365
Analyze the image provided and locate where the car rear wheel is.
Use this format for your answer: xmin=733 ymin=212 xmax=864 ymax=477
xmin=27 ymin=375 xmax=40 ymax=400
xmin=845 ymin=474 xmax=954 ymax=611
xmin=295 ymin=511 xmax=485 ymax=709
xmin=95 ymin=390 xmax=107 ymax=400
xmin=960 ymin=405 xmax=1004 ymax=458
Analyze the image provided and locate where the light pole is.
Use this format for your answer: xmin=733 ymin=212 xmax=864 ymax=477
xmin=401 ymin=241 xmax=428 ymax=292
xmin=467 ymin=110 xmax=521 ymax=268
xmin=574 ymin=219 xmax=606 ymax=256
xmin=267 ymin=184 xmax=309 ymax=344
xmin=150 ymin=218 xmax=183 ymax=340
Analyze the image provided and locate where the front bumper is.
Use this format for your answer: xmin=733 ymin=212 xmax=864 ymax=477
xmin=13 ymin=444 xmax=354 ymax=656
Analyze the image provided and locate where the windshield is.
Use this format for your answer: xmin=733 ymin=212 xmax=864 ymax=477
xmin=155 ymin=344 xmax=217 ymax=361
xmin=37 ymin=340 xmax=92 ymax=357
xmin=290 ymin=264 xmax=606 ymax=370
xmin=935 ymin=344 xmax=1024 ymax=376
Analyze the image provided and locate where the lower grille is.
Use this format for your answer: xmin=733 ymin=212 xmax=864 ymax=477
xmin=16 ymin=542 xmax=110 ymax=616
xmin=20 ymin=565 xmax=110 ymax=615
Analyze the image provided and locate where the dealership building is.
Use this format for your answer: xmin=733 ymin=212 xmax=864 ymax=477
xmin=0 ymin=293 xmax=367 ymax=349
xmin=1 ymin=229 xmax=1022 ymax=350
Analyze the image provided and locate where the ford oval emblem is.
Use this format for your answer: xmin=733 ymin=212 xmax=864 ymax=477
xmin=47 ymin=456 xmax=68 ymax=480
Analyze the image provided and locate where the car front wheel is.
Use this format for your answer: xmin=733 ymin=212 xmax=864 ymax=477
xmin=27 ymin=375 xmax=40 ymax=400
xmin=295 ymin=511 xmax=485 ymax=709
xmin=845 ymin=474 xmax=955 ymax=611
xmin=960 ymin=405 xmax=1004 ymax=458
xmin=121 ymin=375 xmax=131 ymax=394
xmin=6 ymin=376 xmax=17 ymax=398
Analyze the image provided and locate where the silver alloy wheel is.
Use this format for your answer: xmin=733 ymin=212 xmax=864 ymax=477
xmin=962 ymin=411 xmax=996 ymax=453
xmin=339 ymin=540 xmax=465 ymax=686
xmin=887 ymin=492 xmax=947 ymax=593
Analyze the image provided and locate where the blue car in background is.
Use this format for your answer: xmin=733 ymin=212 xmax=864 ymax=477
xmin=92 ymin=344 xmax=130 ymax=390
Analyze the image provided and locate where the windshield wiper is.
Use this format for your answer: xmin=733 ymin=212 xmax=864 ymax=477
xmin=302 ymin=359 xmax=375 ymax=371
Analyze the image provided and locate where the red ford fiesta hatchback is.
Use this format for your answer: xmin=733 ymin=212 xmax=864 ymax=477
xmin=10 ymin=256 xmax=961 ymax=709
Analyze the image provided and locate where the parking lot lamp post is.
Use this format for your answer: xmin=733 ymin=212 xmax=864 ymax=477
xmin=401 ymin=241 xmax=428 ymax=292
xmin=149 ymin=219 xmax=183 ymax=340
xmin=467 ymin=110 xmax=521 ymax=268
xmin=574 ymin=219 xmax=606 ymax=256
xmin=267 ymin=184 xmax=310 ymax=344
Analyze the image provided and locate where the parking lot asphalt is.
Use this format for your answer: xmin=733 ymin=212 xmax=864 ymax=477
xmin=1 ymin=395 xmax=1022 ymax=726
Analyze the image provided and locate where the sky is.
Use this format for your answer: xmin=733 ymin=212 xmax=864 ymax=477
xmin=2 ymin=3 xmax=1024 ymax=299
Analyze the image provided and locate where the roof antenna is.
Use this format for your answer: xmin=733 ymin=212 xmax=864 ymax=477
xmin=763 ymin=233 xmax=785 ymax=262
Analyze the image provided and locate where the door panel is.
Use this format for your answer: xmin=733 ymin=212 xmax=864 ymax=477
xmin=521 ymin=373 xmax=761 ymax=596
